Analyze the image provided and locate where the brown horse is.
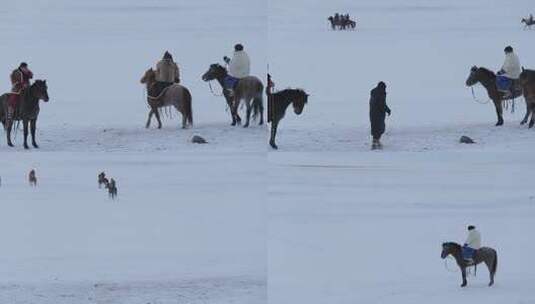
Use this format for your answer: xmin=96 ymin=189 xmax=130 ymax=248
xmin=140 ymin=68 xmax=193 ymax=129
xmin=202 ymin=64 xmax=264 ymax=127
xmin=465 ymin=66 xmax=526 ymax=126
xmin=0 ymin=80 xmax=49 ymax=149
xmin=441 ymin=242 xmax=497 ymax=287
xmin=519 ymin=68 xmax=535 ymax=128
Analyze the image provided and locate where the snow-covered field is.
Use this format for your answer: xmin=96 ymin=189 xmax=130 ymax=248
xmin=0 ymin=0 xmax=267 ymax=153
xmin=1 ymin=0 xmax=534 ymax=303
xmin=0 ymin=153 xmax=265 ymax=303
xmin=268 ymin=0 xmax=535 ymax=152
xmin=267 ymin=0 xmax=535 ymax=303
xmin=269 ymin=152 xmax=535 ymax=304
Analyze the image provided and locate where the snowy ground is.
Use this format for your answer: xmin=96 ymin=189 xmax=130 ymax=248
xmin=1 ymin=0 xmax=535 ymax=303
xmin=268 ymin=0 xmax=535 ymax=152
xmin=269 ymin=152 xmax=535 ymax=304
xmin=0 ymin=153 xmax=266 ymax=303
xmin=0 ymin=0 xmax=267 ymax=152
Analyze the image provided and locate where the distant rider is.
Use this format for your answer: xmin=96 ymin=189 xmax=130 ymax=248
xmin=223 ymin=43 xmax=250 ymax=96
xmin=463 ymin=225 xmax=481 ymax=263
xmin=496 ymin=46 xmax=521 ymax=98
xmin=7 ymin=62 xmax=33 ymax=119
xmin=150 ymin=51 xmax=180 ymax=98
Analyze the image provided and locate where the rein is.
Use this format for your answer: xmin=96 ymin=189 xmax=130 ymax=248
xmin=443 ymin=256 xmax=459 ymax=273
xmin=470 ymin=86 xmax=490 ymax=104
xmin=208 ymin=81 xmax=223 ymax=97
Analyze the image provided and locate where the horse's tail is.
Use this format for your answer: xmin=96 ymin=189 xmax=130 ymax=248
xmin=183 ymin=88 xmax=193 ymax=126
xmin=493 ymin=251 xmax=498 ymax=275
xmin=252 ymin=93 xmax=263 ymax=122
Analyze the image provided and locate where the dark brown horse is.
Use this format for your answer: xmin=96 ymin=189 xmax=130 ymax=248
xmin=465 ymin=66 xmax=525 ymax=126
xmin=519 ymin=68 xmax=535 ymax=127
xmin=202 ymin=64 xmax=264 ymax=127
xmin=441 ymin=242 xmax=497 ymax=287
xmin=267 ymin=88 xmax=308 ymax=149
xmin=140 ymin=68 xmax=193 ymax=129
xmin=0 ymin=80 xmax=49 ymax=149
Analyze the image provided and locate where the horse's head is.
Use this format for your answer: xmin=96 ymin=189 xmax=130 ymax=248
xmin=465 ymin=66 xmax=480 ymax=87
xmin=202 ymin=64 xmax=226 ymax=82
xmin=521 ymin=18 xmax=527 ymax=24
xmin=32 ymin=80 xmax=49 ymax=102
xmin=140 ymin=68 xmax=156 ymax=85
xmin=290 ymin=89 xmax=309 ymax=115
xmin=441 ymin=242 xmax=460 ymax=259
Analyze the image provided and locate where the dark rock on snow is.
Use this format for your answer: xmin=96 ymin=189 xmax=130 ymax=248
xmin=459 ymin=135 xmax=475 ymax=144
xmin=191 ymin=135 xmax=207 ymax=144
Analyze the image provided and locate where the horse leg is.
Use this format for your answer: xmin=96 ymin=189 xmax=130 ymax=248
xmin=461 ymin=267 xmax=467 ymax=287
xmin=23 ymin=119 xmax=30 ymax=149
xmin=244 ymin=100 xmax=251 ymax=128
xmin=154 ymin=108 xmax=163 ymax=129
xmin=483 ymin=260 xmax=494 ymax=286
xmin=6 ymin=118 xmax=14 ymax=147
xmin=494 ymin=100 xmax=504 ymax=126
xmin=528 ymin=102 xmax=535 ymax=128
xmin=30 ymin=118 xmax=39 ymax=148
xmin=269 ymin=121 xmax=278 ymax=149
xmin=232 ymin=98 xmax=241 ymax=126
xmin=146 ymin=109 xmax=154 ymax=128
xmin=226 ymin=96 xmax=237 ymax=126
xmin=521 ymin=99 xmax=529 ymax=124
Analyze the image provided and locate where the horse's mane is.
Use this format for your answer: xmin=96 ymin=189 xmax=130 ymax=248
xmin=273 ymin=88 xmax=308 ymax=101
xmin=443 ymin=242 xmax=461 ymax=249
xmin=477 ymin=67 xmax=496 ymax=77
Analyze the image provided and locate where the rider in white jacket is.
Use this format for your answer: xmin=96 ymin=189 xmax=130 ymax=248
xmin=465 ymin=226 xmax=482 ymax=250
xmin=225 ymin=44 xmax=250 ymax=79
xmin=500 ymin=46 xmax=521 ymax=79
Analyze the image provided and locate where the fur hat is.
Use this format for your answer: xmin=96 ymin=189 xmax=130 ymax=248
xmin=234 ymin=44 xmax=244 ymax=51
xmin=504 ymin=46 xmax=513 ymax=53
xmin=163 ymin=51 xmax=173 ymax=60
xmin=467 ymin=225 xmax=476 ymax=231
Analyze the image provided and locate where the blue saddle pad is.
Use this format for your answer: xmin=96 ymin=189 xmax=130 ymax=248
xmin=224 ymin=75 xmax=240 ymax=89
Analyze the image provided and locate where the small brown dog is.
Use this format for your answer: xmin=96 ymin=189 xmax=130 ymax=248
xmin=29 ymin=169 xmax=37 ymax=186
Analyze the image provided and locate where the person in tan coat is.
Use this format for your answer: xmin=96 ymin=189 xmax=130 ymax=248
xmin=150 ymin=51 xmax=180 ymax=98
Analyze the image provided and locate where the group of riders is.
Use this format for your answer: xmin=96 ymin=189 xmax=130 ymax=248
xmin=2 ymin=45 xmax=523 ymax=151
xmin=147 ymin=43 xmax=251 ymax=101
xmin=328 ymin=13 xmax=356 ymax=30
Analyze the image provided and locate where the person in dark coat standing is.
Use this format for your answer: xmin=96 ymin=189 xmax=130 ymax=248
xmin=369 ymin=81 xmax=391 ymax=149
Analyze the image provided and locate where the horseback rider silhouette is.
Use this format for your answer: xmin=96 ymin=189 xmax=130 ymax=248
xmin=149 ymin=51 xmax=180 ymax=98
xmin=496 ymin=46 xmax=521 ymax=98
xmin=462 ymin=225 xmax=481 ymax=264
xmin=7 ymin=62 xmax=33 ymax=120
xmin=223 ymin=43 xmax=250 ymax=97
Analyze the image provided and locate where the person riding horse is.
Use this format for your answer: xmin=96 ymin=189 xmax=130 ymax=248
xmin=7 ymin=62 xmax=33 ymax=120
xmin=496 ymin=46 xmax=522 ymax=99
xmin=462 ymin=225 xmax=482 ymax=264
xmin=149 ymin=51 xmax=180 ymax=99
xmin=223 ymin=43 xmax=251 ymax=97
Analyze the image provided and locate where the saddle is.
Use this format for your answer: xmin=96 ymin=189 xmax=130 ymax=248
xmin=147 ymin=82 xmax=175 ymax=107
